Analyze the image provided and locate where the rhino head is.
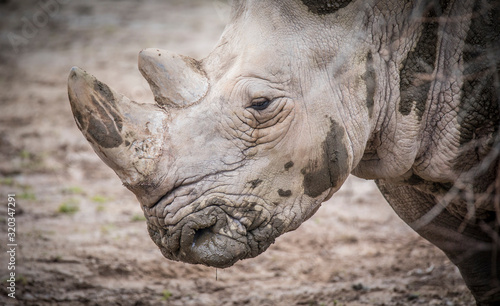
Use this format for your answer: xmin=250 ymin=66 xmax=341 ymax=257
xmin=68 ymin=1 xmax=374 ymax=268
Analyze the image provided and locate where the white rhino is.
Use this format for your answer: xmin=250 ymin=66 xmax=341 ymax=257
xmin=67 ymin=0 xmax=500 ymax=304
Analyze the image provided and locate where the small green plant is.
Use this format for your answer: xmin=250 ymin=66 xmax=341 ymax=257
xmin=63 ymin=186 xmax=84 ymax=195
xmin=131 ymin=214 xmax=146 ymax=222
xmin=19 ymin=191 xmax=36 ymax=200
xmin=19 ymin=150 xmax=31 ymax=159
xmin=0 ymin=177 xmax=14 ymax=186
xmin=15 ymin=275 xmax=28 ymax=286
xmin=91 ymin=195 xmax=110 ymax=204
xmin=18 ymin=150 xmax=48 ymax=172
xmin=58 ymin=199 xmax=80 ymax=214
xmin=96 ymin=204 xmax=106 ymax=212
xmin=162 ymin=289 xmax=172 ymax=301
xmin=100 ymin=223 xmax=116 ymax=234
xmin=104 ymin=24 xmax=118 ymax=34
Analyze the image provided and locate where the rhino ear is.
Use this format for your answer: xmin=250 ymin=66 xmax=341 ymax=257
xmin=138 ymin=48 xmax=209 ymax=108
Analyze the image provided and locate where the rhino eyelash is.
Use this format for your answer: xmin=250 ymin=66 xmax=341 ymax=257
xmin=249 ymin=97 xmax=272 ymax=111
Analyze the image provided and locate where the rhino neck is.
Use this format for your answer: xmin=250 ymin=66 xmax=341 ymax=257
xmin=352 ymin=1 xmax=433 ymax=179
xmin=354 ymin=0 xmax=500 ymax=185
xmin=413 ymin=0 xmax=500 ymax=184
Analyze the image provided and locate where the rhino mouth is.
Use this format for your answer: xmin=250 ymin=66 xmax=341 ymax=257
xmin=147 ymin=195 xmax=276 ymax=268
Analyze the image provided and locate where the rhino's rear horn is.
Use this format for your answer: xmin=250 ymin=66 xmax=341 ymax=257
xmin=138 ymin=48 xmax=209 ymax=108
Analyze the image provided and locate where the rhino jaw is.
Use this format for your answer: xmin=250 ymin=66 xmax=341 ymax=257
xmin=178 ymin=206 xmax=249 ymax=268
xmin=186 ymin=228 xmax=248 ymax=268
xmin=146 ymin=194 xmax=282 ymax=268
xmin=67 ymin=66 xmax=169 ymax=187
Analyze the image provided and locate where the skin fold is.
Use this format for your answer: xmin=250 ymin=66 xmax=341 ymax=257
xmin=68 ymin=0 xmax=500 ymax=304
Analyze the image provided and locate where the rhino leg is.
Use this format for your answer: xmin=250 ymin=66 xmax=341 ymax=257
xmin=376 ymin=181 xmax=500 ymax=305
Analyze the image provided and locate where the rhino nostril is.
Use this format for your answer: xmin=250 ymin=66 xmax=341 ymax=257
xmin=192 ymin=225 xmax=215 ymax=247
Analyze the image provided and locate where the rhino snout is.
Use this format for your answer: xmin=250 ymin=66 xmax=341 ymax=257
xmin=147 ymin=197 xmax=276 ymax=268
xmin=182 ymin=212 xmax=249 ymax=268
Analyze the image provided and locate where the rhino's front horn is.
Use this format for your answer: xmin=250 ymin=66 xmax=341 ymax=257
xmin=67 ymin=67 xmax=169 ymax=187
xmin=138 ymin=48 xmax=209 ymax=108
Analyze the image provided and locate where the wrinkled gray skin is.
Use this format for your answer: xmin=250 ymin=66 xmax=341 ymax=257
xmin=67 ymin=0 xmax=500 ymax=304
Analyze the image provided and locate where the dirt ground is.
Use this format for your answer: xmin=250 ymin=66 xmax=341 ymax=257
xmin=0 ymin=0 xmax=476 ymax=305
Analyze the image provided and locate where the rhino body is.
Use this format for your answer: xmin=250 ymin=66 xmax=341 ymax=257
xmin=68 ymin=0 xmax=500 ymax=304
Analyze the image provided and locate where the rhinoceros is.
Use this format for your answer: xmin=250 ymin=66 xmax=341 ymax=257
xmin=67 ymin=0 xmax=500 ymax=304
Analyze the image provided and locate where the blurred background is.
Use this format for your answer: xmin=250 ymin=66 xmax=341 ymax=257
xmin=0 ymin=0 xmax=473 ymax=305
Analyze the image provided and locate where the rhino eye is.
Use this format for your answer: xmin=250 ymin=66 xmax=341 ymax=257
xmin=250 ymin=97 xmax=271 ymax=111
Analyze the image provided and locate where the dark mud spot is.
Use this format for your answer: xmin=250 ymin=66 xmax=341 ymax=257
xmin=399 ymin=1 xmax=445 ymax=120
xmin=87 ymin=117 xmax=123 ymax=149
xmin=301 ymin=119 xmax=349 ymax=198
xmin=72 ymin=79 xmax=125 ymax=149
xmin=94 ymin=79 xmax=118 ymax=109
xmin=364 ymin=51 xmax=375 ymax=116
xmin=248 ymin=179 xmax=263 ymax=189
xmin=301 ymin=0 xmax=352 ymax=15
xmin=278 ymin=189 xmax=292 ymax=197
xmin=93 ymin=80 xmax=123 ymax=132
xmin=85 ymin=95 xmax=123 ymax=148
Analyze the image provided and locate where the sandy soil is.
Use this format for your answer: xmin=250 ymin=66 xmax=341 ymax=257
xmin=0 ymin=0 xmax=475 ymax=305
